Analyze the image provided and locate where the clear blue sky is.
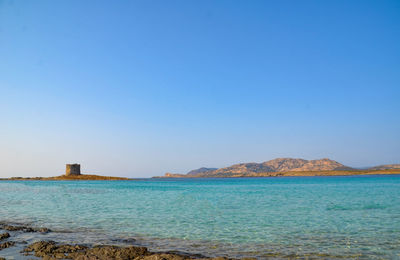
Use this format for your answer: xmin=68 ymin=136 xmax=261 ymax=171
xmin=1 ymin=0 xmax=399 ymax=177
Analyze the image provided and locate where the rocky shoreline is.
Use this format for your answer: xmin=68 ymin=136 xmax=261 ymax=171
xmin=0 ymin=223 xmax=251 ymax=260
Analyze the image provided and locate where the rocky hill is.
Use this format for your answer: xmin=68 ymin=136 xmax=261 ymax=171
xmin=159 ymin=158 xmax=357 ymax=178
xmin=187 ymin=167 xmax=218 ymax=176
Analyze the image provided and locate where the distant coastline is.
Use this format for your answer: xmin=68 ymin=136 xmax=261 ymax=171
xmin=155 ymin=169 xmax=400 ymax=178
xmin=156 ymin=158 xmax=400 ymax=178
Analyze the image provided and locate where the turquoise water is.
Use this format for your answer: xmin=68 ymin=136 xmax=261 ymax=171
xmin=1 ymin=176 xmax=400 ymax=259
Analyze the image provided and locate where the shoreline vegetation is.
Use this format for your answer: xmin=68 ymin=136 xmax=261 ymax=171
xmin=0 ymin=223 xmax=249 ymax=260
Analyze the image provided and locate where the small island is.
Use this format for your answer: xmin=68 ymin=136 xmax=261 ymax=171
xmin=0 ymin=164 xmax=131 ymax=181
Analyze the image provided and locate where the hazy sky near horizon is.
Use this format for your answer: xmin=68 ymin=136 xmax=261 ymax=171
xmin=1 ymin=0 xmax=399 ymax=177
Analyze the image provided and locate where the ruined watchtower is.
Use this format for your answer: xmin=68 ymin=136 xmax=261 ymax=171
xmin=66 ymin=164 xmax=81 ymax=176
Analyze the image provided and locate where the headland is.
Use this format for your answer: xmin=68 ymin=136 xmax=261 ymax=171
xmin=156 ymin=158 xmax=400 ymax=178
xmin=0 ymin=163 xmax=132 ymax=181
xmin=0 ymin=174 xmax=132 ymax=181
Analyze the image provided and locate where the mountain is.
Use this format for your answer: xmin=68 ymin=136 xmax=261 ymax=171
xmin=158 ymin=158 xmax=357 ymax=178
xmin=186 ymin=167 xmax=218 ymax=176
xmin=163 ymin=167 xmax=218 ymax=178
xmin=367 ymin=164 xmax=400 ymax=170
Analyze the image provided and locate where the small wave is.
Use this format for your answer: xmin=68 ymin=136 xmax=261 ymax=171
xmin=362 ymin=204 xmax=388 ymax=210
xmin=326 ymin=203 xmax=388 ymax=211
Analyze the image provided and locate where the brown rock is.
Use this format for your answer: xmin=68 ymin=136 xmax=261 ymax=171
xmin=138 ymin=253 xmax=186 ymax=260
xmin=0 ymin=241 xmax=15 ymax=250
xmin=23 ymin=240 xmax=243 ymax=260
xmin=0 ymin=232 xmax=10 ymax=241
xmin=3 ymin=225 xmax=25 ymax=231
xmin=24 ymin=227 xmax=35 ymax=232
xmin=36 ymin=227 xmax=51 ymax=233
xmin=81 ymin=245 xmax=149 ymax=260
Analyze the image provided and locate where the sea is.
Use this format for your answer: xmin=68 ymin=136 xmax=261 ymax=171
xmin=0 ymin=175 xmax=399 ymax=259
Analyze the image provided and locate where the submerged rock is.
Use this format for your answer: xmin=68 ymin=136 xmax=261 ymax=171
xmin=72 ymin=245 xmax=150 ymax=260
xmin=0 ymin=224 xmax=51 ymax=233
xmin=3 ymin=225 xmax=26 ymax=231
xmin=23 ymin=241 xmax=88 ymax=258
xmin=23 ymin=241 xmax=151 ymax=260
xmin=0 ymin=232 xmax=10 ymax=241
xmin=0 ymin=241 xmax=15 ymax=250
xmin=24 ymin=227 xmax=35 ymax=232
xmin=22 ymin=241 xmax=241 ymax=260
xmin=37 ymin=227 xmax=51 ymax=233
xmin=111 ymin=238 xmax=137 ymax=244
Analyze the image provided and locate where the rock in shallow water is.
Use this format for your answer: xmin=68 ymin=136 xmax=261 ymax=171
xmin=0 ymin=241 xmax=15 ymax=250
xmin=22 ymin=241 xmax=245 ymax=260
xmin=23 ymin=241 xmax=88 ymax=257
xmin=0 ymin=233 xmax=10 ymax=241
xmin=3 ymin=225 xmax=26 ymax=231
xmin=0 ymin=224 xmax=51 ymax=233
xmin=37 ymin=227 xmax=51 ymax=233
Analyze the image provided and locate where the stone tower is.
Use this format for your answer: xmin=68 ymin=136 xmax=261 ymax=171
xmin=66 ymin=164 xmax=81 ymax=176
